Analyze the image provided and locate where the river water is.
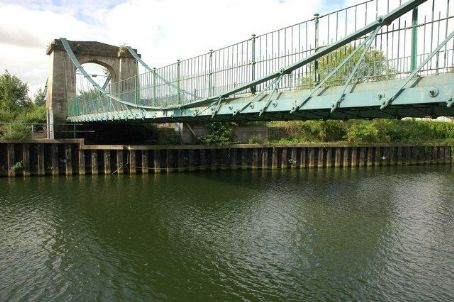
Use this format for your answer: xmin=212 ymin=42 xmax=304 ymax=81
xmin=1 ymin=166 xmax=453 ymax=301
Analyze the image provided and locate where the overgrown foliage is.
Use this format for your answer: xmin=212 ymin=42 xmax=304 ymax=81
xmin=266 ymin=119 xmax=454 ymax=145
xmin=199 ymin=122 xmax=235 ymax=146
xmin=0 ymin=71 xmax=46 ymax=140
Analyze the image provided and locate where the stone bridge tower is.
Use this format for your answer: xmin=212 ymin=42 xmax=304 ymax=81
xmin=46 ymin=39 xmax=139 ymax=138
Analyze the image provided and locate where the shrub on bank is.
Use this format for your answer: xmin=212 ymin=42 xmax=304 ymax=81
xmin=0 ymin=105 xmax=46 ymax=140
xmin=344 ymin=121 xmax=381 ymax=143
xmin=267 ymin=120 xmax=348 ymax=142
xmin=199 ymin=122 xmax=235 ymax=146
xmin=0 ymin=122 xmax=31 ymax=140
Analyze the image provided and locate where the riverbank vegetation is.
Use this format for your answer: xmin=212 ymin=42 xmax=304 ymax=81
xmin=262 ymin=120 xmax=454 ymax=146
xmin=196 ymin=119 xmax=454 ymax=147
xmin=0 ymin=71 xmax=46 ymax=140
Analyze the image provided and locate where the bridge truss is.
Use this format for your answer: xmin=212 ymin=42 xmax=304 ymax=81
xmin=66 ymin=0 xmax=454 ymax=123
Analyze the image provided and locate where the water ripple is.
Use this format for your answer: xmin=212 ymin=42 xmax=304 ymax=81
xmin=0 ymin=167 xmax=453 ymax=301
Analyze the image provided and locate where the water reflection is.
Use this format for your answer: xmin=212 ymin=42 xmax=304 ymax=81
xmin=1 ymin=166 xmax=453 ymax=301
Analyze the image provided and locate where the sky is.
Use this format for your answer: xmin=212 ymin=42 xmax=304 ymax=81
xmin=0 ymin=0 xmax=356 ymax=95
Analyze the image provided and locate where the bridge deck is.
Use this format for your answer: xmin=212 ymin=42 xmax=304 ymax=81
xmin=67 ymin=73 xmax=454 ymax=123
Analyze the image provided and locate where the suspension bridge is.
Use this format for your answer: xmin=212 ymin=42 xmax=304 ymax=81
xmin=47 ymin=0 xmax=454 ymax=129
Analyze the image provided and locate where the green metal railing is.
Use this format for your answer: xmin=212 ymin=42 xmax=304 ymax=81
xmin=68 ymin=0 xmax=454 ymax=118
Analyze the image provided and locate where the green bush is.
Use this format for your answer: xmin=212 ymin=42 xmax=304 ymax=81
xmin=345 ymin=121 xmax=382 ymax=143
xmin=268 ymin=120 xmax=347 ymax=142
xmin=0 ymin=106 xmax=45 ymax=140
xmin=199 ymin=122 xmax=234 ymax=146
xmin=1 ymin=122 xmax=32 ymax=140
xmin=0 ymin=109 xmax=15 ymax=122
xmin=18 ymin=105 xmax=46 ymax=124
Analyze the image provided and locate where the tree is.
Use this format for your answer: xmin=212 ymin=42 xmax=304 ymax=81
xmin=33 ymin=88 xmax=46 ymax=106
xmin=0 ymin=71 xmax=46 ymax=140
xmin=0 ymin=70 xmax=31 ymax=112
xmin=300 ymin=45 xmax=394 ymax=88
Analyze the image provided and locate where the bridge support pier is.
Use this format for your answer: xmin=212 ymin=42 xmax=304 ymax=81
xmin=45 ymin=39 xmax=139 ymax=138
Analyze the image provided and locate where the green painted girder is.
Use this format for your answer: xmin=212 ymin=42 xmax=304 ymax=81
xmin=68 ymin=106 xmax=454 ymax=123
xmin=67 ymin=73 xmax=454 ymax=123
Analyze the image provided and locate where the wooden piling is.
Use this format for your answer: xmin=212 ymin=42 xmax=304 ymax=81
xmin=142 ymin=151 xmax=149 ymax=174
xmin=130 ymin=150 xmax=136 ymax=174
xmin=65 ymin=144 xmax=73 ymax=176
xmin=240 ymin=148 xmax=247 ymax=170
xmin=91 ymin=151 xmax=98 ymax=175
xmin=252 ymin=148 xmax=259 ymax=169
xmin=308 ymin=148 xmax=315 ymax=168
xmin=351 ymin=147 xmax=358 ymax=167
xmin=343 ymin=147 xmax=350 ymax=167
xmin=104 ymin=150 xmax=111 ymax=175
xmin=7 ymin=144 xmax=15 ymax=177
xmin=367 ymin=147 xmax=374 ymax=167
xmin=335 ymin=148 xmax=342 ymax=168
xmin=0 ymin=142 xmax=452 ymax=177
xmin=51 ymin=145 xmax=59 ymax=175
xmin=79 ymin=149 xmax=86 ymax=175
xmin=272 ymin=148 xmax=278 ymax=169
xmin=37 ymin=144 xmax=45 ymax=176
xmin=445 ymin=146 xmax=452 ymax=164
xmin=318 ymin=148 xmax=325 ymax=168
xmin=359 ymin=147 xmax=366 ymax=167
xmin=281 ymin=147 xmax=289 ymax=169
xmin=22 ymin=143 xmax=30 ymax=177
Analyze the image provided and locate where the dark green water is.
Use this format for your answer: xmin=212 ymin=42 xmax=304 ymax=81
xmin=1 ymin=166 xmax=453 ymax=301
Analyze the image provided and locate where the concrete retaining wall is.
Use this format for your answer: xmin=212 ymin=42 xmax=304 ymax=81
xmin=0 ymin=140 xmax=451 ymax=177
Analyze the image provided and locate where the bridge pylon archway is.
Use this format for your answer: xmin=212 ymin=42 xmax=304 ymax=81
xmin=45 ymin=39 xmax=140 ymax=138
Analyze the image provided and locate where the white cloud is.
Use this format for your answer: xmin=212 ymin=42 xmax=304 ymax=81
xmin=0 ymin=0 xmax=339 ymax=95
xmin=0 ymin=2 xmax=99 ymax=94
xmin=102 ymin=0 xmax=326 ymax=65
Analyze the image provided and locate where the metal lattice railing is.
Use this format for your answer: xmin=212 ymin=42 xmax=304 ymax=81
xmin=68 ymin=0 xmax=454 ymax=118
